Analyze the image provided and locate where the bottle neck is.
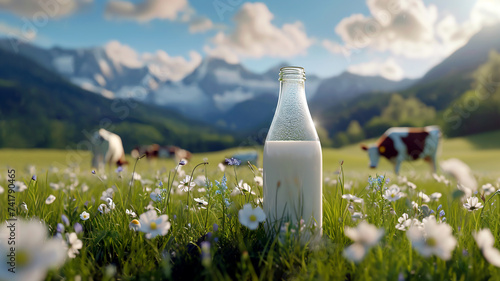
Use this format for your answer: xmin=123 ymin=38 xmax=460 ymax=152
xmin=278 ymin=66 xmax=307 ymax=108
xmin=266 ymin=67 xmax=318 ymax=141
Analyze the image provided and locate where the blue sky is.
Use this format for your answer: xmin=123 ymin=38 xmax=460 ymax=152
xmin=0 ymin=0 xmax=498 ymax=80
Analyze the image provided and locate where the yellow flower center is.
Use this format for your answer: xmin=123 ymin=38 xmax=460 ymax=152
xmin=391 ymin=194 xmax=395 ymax=198
xmin=131 ymin=219 xmax=140 ymax=225
xmin=426 ymin=237 xmax=437 ymax=247
xmin=150 ymin=222 xmax=157 ymax=230
xmin=249 ymin=215 xmax=257 ymax=222
xmin=16 ymin=250 xmax=30 ymax=267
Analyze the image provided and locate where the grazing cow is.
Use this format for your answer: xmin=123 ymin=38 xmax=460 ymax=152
xmin=91 ymin=132 xmax=108 ymax=171
xmin=97 ymin=128 xmax=128 ymax=167
xmin=361 ymin=126 xmax=441 ymax=174
xmin=130 ymin=145 xmax=192 ymax=163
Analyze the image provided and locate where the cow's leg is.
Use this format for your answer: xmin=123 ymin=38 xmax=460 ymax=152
xmin=394 ymin=159 xmax=402 ymax=175
xmin=430 ymin=155 xmax=437 ymax=173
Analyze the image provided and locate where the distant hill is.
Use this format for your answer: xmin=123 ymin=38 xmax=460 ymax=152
xmin=0 ymin=48 xmax=236 ymax=152
xmin=316 ymin=24 xmax=500 ymax=146
xmin=0 ymin=39 xmax=418 ymax=133
xmin=310 ymin=71 xmax=415 ymax=112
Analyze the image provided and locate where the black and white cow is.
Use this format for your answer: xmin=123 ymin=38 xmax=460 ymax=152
xmin=361 ymin=126 xmax=441 ymax=174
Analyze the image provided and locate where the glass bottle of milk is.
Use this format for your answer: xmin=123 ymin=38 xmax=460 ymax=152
xmin=263 ymin=66 xmax=322 ymax=238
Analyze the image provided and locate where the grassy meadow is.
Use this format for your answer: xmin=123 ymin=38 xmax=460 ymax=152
xmin=0 ymin=131 xmax=500 ymax=280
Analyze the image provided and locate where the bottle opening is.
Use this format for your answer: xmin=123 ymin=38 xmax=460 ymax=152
xmin=279 ymin=66 xmax=306 ymax=81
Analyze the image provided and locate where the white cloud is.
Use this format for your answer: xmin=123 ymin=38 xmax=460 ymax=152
xmin=328 ymin=0 xmax=500 ymax=59
xmin=0 ymin=0 xmax=92 ymax=18
xmin=213 ymin=88 xmax=254 ymax=111
xmin=205 ymin=2 xmax=313 ymax=63
xmin=348 ymin=58 xmax=404 ymax=80
xmin=104 ymin=40 xmax=143 ymax=71
xmin=322 ymin=39 xmax=345 ymax=54
xmin=189 ymin=17 xmax=214 ymax=33
xmin=103 ymin=40 xmax=201 ymax=81
xmin=142 ymin=50 xmax=202 ymax=81
xmin=105 ymin=0 xmax=188 ymax=22
xmin=0 ymin=22 xmax=36 ymax=41
xmin=333 ymin=0 xmax=438 ymax=59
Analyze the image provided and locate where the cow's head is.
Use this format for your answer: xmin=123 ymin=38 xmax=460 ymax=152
xmin=361 ymin=144 xmax=380 ymax=169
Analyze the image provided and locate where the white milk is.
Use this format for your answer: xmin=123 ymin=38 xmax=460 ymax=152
xmin=263 ymin=140 xmax=322 ymax=234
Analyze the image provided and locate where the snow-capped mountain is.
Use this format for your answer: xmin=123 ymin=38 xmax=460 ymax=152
xmin=0 ymin=39 xmax=414 ymax=131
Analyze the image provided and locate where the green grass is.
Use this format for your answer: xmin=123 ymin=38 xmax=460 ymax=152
xmin=0 ymin=131 xmax=500 ymax=280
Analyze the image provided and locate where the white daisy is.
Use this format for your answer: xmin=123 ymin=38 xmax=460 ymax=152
xmin=432 ymin=173 xmax=451 ymax=186
xmin=129 ymin=219 xmax=141 ymax=231
xmin=106 ymin=198 xmax=116 ymax=210
xmin=474 ymin=228 xmax=495 ymax=250
xmin=418 ymin=192 xmax=430 ymax=203
xmin=178 ymin=176 xmax=196 ymax=192
xmin=255 ymin=197 xmax=263 ymax=205
xmin=463 ymin=197 xmax=483 ymax=211
xmin=126 ymin=209 xmax=137 ymax=218
xmin=132 ymin=172 xmax=142 ymax=181
xmin=218 ymin=162 xmax=226 ymax=172
xmin=21 ymin=202 xmax=28 ymax=212
xmin=0 ymin=185 xmax=4 ymax=194
xmin=407 ymin=216 xmax=457 ymax=260
xmin=49 ymin=182 xmax=62 ymax=190
xmin=406 ymin=181 xmax=417 ymax=189
xmin=343 ymin=221 xmax=384 ymax=263
xmin=194 ymin=198 xmax=208 ymax=206
xmin=254 ymin=176 xmax=263 ymax=186
xmin=345 ymin=221 xmax=384 ymax=248
xmin=14 ymin=182 xmax=28 ymax=192
xmin=66 ymin=233 xmax=82 ymax=259
xmin=80 ymin=211 xmax=90 ymax=221
xmin=430 ymin=192 xmax=442 ymax=201
xmin=98 ymin=204 xmax=110 ymax=214
xmin=395 ymin=213 xmax=411 ymax=231
xmin=45 ymin=195 xmax=56 ymax=205
xmin=239 ymin=181 xmax=256 ymax=195
xmin=474 ymin=229 xmax=500 ymax=267
xmin=351 ymin=212 xmax=366 ymax=220
xmin=383 ymin=185 xmax=404 ymax=202
xmin=341 ymin=194 xmax=364 ymax=204
xmin=238 ymin=203 xmax=266 ymax=230
xmin=411 ymin=201 xmax=419 ymax=209
xmin=138 ymin=210 xmax=171 ymax=239
xmin=482 ymin=183 xmax=496 ymax=196
xmin=0 ymin=220 xmax=67 ymax=281
xmin=100 ymin=187 xmax=114 ymax=201
xmin=440 ymin=158 xmax=477 ymax=193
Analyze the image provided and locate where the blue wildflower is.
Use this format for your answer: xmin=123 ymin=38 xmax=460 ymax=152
xmin=225 ymin=158 xmax=241 ymax=166
xmin=115 ymin=166 xmax=123 ymax=173
xmin=61 ymin=214 xmax=70 ymax=226
xmin=74 ymin=223 xmax=83 ymax=234
xmin=91 ymin=170 xmax=96 ymax=174
xmin=57 ymin=223 xmax=65 ymax=233
xmin=439 ymin=210 xmax=445 ymax=217
xmin=31 ymin=175 xmax=37 ymax=181
xmin=179 ymin=159 xmax=187 ymax=166
xmin=215 ymin=175 xmax=228 ymax=195
xmin=437 ymin=204 xmax=442 ymax=211
xmin=158 ymin=181 xmax=163 ymax=187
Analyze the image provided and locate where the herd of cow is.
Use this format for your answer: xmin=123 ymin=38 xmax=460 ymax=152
xmin=91 ymin=128 xmax=193 ymax=171
xmin=92 ymin=126 xmax=442 ymax=175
